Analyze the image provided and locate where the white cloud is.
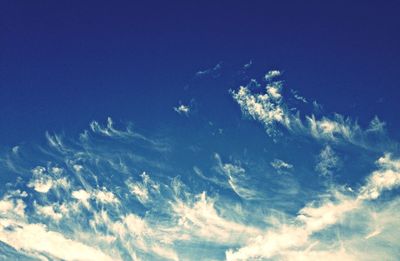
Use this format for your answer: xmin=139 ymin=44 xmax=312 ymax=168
xmin=271 ymin=159 xmax=293 ymax=171
xmin=243 ymin=60 xmax=252 ymax=69
xmin=195 ymin=62 xmax=222 ymax=78
xmin=174 ymin=104 xmax=190 ymax=116
xmin=12 ymin=146 xmax=19 ymax=154
xmin=1 ymin=108 xmax=399 ymax=261
xmin=264 ymin=70 xmax=281 ymax=81
xmin=226 ymin=153 xmax=400 ymax=260
xmin=129 ymin=182 xmax=149 ymax=203
xmin=72 ymin=189 xmax=91 ymax=207
xmin=28 ymin=177 xmax=53 ymax=193
xmin=214 ymin=153 xmax=258 ymax=199
xmin=232 ymin=77 xmax=390 ymax=149
xmin=172 ymin=191 xmax=261 ymax=244
xmin=266 ymin=85 xmax=282 ymax=100
xmin=307 ymin=114 xmax=357 ymax=142
xmin=73 ymin=164 xmax=83 ymax=172
xmin=365 ymin=228 xmax=381 ymax=239
xmin=315 ymin=145 xmax=340 ymax=177
xmin=231 ymin=85 xmax=290 ymax=136
xmin=291 ymin=89 xmax=308 ymax=103
xmin=0 ymin=220 xmax=115 ymax=261
xmin=94 ymin=188 xmax=119 ymax=204
xmin=313 ymin=100 xmax=323 ymax=112
xmin=51 ymin=166 xmax=63 ymax=175
xmin=34 ymin=203 xmax=63 ymax=221
xmin=45 ymin=132 xmax=69 ymax=153
xmin=27 ymin=166 xmax=70 ymax=193
xmin=126 ymin=172 xmax=159 ymax=204
xmin=90 ymin=117 xmax=120 ymax=137
xmin=0 ymin=198 xmax=25 ymax=218
xmin=367 ymin=116 xmax=386 ymax=133
xmin=359 ymin=153 xmax=400 ymax=200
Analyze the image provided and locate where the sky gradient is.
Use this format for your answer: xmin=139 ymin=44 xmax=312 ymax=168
xmin=1 ymin=1 xmax=400 ymax=261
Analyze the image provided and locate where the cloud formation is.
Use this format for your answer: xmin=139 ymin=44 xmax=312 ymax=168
xmin=174 ymin=104 xmax=190 ymax=116
xmin=0 ymin=70 xmax=399 ymax=260
xmin=226 ymin=154 xmax=400 ymax=260
xmin=232 ymin=71 xmax=394 ymax=151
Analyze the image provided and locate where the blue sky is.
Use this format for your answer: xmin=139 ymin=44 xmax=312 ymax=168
xmin=1 ymin=1 xmax=400 ymax=260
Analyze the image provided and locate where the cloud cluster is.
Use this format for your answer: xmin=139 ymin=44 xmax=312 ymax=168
xmin=232 ymin=70 xmax=393 ymax=150
xmin=226 ymin=154 xmax=400 ymax=260
xmin=0 ymin=70 xmax=399 ymax=261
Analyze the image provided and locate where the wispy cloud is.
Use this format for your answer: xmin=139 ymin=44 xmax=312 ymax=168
xmin=195 ymin=62 xmax=222 ymax=78
xmin=291 ymin=89 xmax=308 ymax=103
xmin=243 ymin=60 xmax=252 ymax=69
xmin=271 ymin=159 xmax=293 ymax=174
xmin=315 ymin=145 xmax=340 ymax=177
xmin=231 ymin=83 xmax=290 ymax=137
xmin=232 ymin=72 xmax=395 ymax=151
xmin=171 ymin=191 xmax=261 ymax=244
xmin=0 ymin=69 xmax=399 ymax=261
xmin=226 ymin=153 xmax=400 ymax=260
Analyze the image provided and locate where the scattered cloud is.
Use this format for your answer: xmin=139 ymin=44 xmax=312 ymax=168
xmin=226 ymin=154 xmax=400 ymax=260
xmin=195 ymin=62 xmax=222 ymax=78
xmin=232 ymin=74 xmax=393 ymax=151
xmin=0 ymin=68 xmax=399 ymax=261
xmin=271 ymin=159 xmax=293 ymax=173
xmin=291 ymin=89 xmax=308 ymax=103
xmin=313 ymin=100 xmax=323 ymax=113
xmin=174 ymin=104 xmax=190 ymax=116
xmin=0 ymin=221 xmax=115 ymax=261
xmin=231 ymin=84 xmax=290 ymax=137
xmin=315 ymin=145 xmax=340 ymax=177
xmin=243 ymin=60 xmax=252 ymax=69
xmin=171 ymin=191 xmax=261 ymax=244
xmin=264 ymin=70 xmax=281 ymax=81
xmin=214 ymin=153 xmax=259 ymax=200
xmin=27 ymin=166 xmax=70 ymax=193
xmin=126 ymin=172 xmax=159 ymax=204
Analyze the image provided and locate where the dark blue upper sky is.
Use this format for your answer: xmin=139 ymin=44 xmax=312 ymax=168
xmin=1 ymin=0 xmax=400 ymax=145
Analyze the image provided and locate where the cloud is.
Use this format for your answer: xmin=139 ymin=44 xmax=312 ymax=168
xmin=271 ymin=159 xmax=293 ymax=171
xmin=34 ymin=203 xmax=63 ymax=221
xmin=0 ymin=96 xmax=399 ymax=261
xmin=226 ymin=153 xmax=400 ymax=260
xmin=126 ymin=172 xmax=159 ymax=204
xmin=0 ymin=198 xmax=25 ymax=219
xmin=367 ymin=116 xmax=386 ymax=133
xmin=291 ymin=89 xmax=308 ymax=103
xmin=174 ymin=104 xmax=190 ymax=116
xmin=0 ymin=220 xmax=115 ymax=261
xmin=264 ymin=70 xmax=281 ymax=81
xmin=195 ymin=62 xmax=222 ymax=78
xmin=88 ymin=117 xmax=168 ymax=151
xmin=171 ymin=191 xmax=261 ymax=244
xmin=232 ymin=75 xmax=393 ymax=151
xmin=214 ymin=153 xmax=258 ymax=200
xmin=243 ymin=60 xmax=252 ymax=69
xmin=72 ymin=189 xmax=91 ymax=207
xmin=231 ymin=84 xmax=290 ymax=137
xmin=94 ymin=188 xmax=119 ymax=204
xmin=359 ymin=153 xmax=400 ymax=200
xmin=313 ymin=100 xmax=323 ymax=113
xmin=315 ymin=145 xmax=340 ymax=177
xmin=27 ymin=166 xmax=70 ymax=193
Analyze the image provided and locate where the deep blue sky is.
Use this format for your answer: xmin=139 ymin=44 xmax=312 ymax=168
xmin=1 ymin=0 xmax=400 ymax=145
xmin=2 ymin=2 xmax=400 ymax=260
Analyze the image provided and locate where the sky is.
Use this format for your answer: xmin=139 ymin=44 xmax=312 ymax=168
xmin=1 ymin=1 xmax=400 ymax=260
